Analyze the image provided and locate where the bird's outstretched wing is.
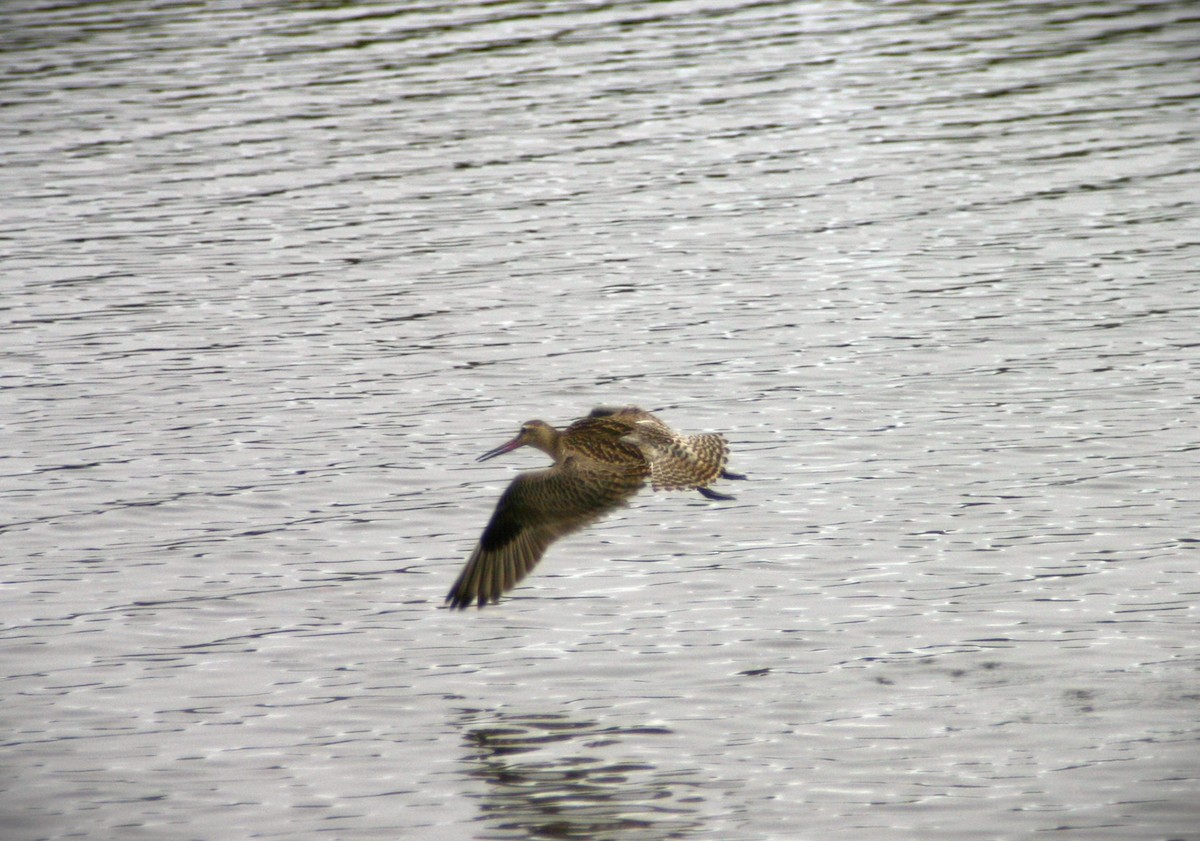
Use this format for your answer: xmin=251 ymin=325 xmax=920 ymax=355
xmin=593 ymin=411 xmax=727 ymax=490
xmin=446 ymin=459 xmax=645 ymax=609
xmin=589 ymin=405 xmax=733 ymax=494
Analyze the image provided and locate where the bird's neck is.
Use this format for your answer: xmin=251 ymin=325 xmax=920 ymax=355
xmin=532 ymin=427 xmax=565 ymax=462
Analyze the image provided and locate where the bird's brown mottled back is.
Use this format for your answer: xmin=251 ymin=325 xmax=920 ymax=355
xmin=558 ymin=415 xmax=651 ymax=471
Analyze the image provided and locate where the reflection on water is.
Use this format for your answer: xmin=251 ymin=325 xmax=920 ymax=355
xmin=457 ymin=710 xmax=703 ymax=840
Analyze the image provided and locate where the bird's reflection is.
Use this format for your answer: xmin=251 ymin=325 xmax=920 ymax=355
xmin=455 ymin=709 xmax=706 ymax=840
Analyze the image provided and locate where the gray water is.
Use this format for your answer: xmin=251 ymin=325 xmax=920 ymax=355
xmin=3 ymin=1 xmax=1198 ymax=839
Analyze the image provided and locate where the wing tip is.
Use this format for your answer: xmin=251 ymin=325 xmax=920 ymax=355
xmin=445 ymin=589 xmax=493 ymax=610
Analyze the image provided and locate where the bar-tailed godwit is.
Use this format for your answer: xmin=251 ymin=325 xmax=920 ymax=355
xmin=446 ymin=406 xmax=742 ymax=609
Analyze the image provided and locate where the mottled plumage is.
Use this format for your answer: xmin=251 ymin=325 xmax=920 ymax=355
xmin=446 ymin=406 xmax=742 ymax=609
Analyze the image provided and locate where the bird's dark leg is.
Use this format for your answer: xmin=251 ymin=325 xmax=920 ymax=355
xmin=698 ymin=486 xmax=736 ymax=501
xmin=720 ymin=469 xmax=747 ymax=481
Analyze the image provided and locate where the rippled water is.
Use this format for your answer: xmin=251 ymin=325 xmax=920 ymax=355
xmin=3 ymin=1 xmax=1198 ymax=839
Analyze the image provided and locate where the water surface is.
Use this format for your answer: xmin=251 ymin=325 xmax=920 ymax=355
xmin=3 ymin=1 xmax=1198 ymax=839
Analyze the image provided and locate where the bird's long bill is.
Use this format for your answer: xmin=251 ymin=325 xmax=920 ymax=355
xmin=476 ymin=435 xmax=524 ymax=462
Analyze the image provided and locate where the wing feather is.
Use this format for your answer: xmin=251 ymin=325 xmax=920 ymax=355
xmin=446 ymin=459 xmax=645 ymax=609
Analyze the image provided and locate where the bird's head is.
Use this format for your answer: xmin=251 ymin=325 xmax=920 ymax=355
xmin=477 ymin=420 xmax=558 ymax=462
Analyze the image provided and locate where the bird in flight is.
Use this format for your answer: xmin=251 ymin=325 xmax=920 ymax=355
xmin=446 ymin=406 xmax=742 ymax=609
